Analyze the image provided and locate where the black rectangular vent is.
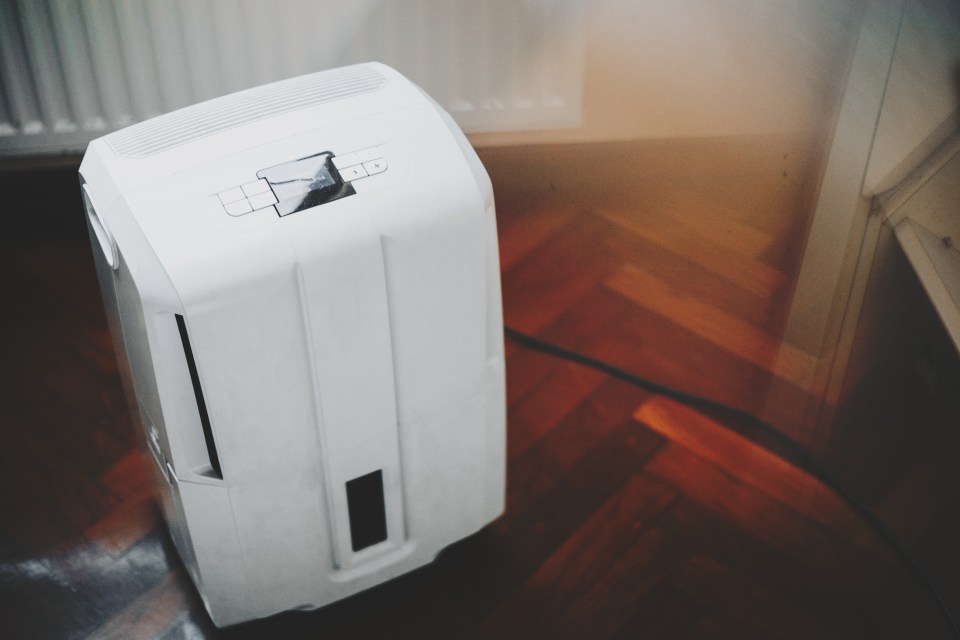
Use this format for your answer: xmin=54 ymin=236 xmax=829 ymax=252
xmin=346 ymin=470 xmax=388 ymax=551
xmin=175 ymin=314 xmax=222 ymax=479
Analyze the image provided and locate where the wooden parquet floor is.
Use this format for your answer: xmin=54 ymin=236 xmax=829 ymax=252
xmin=2 ymin=140 xmax=959 ymax=639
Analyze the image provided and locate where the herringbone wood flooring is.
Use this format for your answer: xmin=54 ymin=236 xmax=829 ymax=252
xmin=2 ymin=139 xmax=959 ymax=639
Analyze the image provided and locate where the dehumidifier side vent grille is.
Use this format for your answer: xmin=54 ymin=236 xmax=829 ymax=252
xmin=105 ymin=65 xmax=384 ymax=158
xmin=346 ymin=470 xmax=388 ymax=552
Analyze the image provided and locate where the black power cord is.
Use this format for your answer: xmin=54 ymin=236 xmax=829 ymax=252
xmin=504 ymin=325 xmax=960 ymax=639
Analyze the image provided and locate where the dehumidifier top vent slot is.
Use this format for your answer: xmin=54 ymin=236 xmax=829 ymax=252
xmin=105 ymin=66 xmax=385 ymax=159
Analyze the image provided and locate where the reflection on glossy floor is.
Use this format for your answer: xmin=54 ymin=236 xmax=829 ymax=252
xmin=2 ymin=139 xmax=960 ymax=638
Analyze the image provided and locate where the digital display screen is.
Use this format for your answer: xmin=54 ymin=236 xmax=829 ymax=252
xmin=258 ymin=151 xmax=354 ymax=216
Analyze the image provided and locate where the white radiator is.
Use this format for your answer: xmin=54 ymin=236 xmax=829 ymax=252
xmin=0 ymin=0 xmax=583 ymax=156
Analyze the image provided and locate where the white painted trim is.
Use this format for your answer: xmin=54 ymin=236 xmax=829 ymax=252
xmin=895 ymin=219 xmax=960 ymax=354
xmin=875 ymin=130 xmax=960 ymax=226
xmin=761 ymin=1 xmax=905 ymax=441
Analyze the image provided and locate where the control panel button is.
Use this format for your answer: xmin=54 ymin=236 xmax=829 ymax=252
xmin=241 ymin=179 xmax=271 ymax=197
xmin=332 ymin=152 xmax=359 ymax=170
xmin=332 ymin=147 xmax=382 ymax=170
xmin=339 ymin=164 xmax=369 ymax=181
xmin=362 ymin=158 xmax=387 ymax=176
xmin=355 ymin=147 xmax=381 ymax=163
xmin=218 ymin=187 xmax=245 ymax=205
xmin=248 ymin=190 xmax=278 ymax=210
xmin=224 ymin=199 xmax=253 ymax=216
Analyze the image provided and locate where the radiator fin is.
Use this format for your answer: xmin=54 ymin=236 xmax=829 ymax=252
xmin=0 ymin=0 xmax=583 ymax=156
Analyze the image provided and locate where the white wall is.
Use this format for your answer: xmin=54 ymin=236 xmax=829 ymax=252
xmin=471 ymin=0 xmax=865 ymax=146
xmin=863 ymin=0 xmax=960 ymax=194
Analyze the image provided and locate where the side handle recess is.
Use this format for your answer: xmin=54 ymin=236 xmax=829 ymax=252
xmin=175 ymin=314 xmax=223 ymax=480
xmin=82 ymin=184 xmax=118 ymax=270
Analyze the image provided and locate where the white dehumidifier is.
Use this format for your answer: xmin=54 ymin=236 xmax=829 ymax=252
xmin=79 ymin=63 xmax=505 ymax=626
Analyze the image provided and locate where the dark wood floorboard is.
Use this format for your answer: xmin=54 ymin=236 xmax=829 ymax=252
xmin=2 ymin=141 xmax=959 ymax=639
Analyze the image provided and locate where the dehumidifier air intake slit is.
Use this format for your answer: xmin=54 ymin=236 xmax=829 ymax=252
xmin=175 ymin=314 xmax=223 ymax=480
xmin=346 ymin=470 xmax=388 ymax=552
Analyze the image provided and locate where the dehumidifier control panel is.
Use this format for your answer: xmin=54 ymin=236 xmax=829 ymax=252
xmin=215 ymin=146 xmax=387 ymax=218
